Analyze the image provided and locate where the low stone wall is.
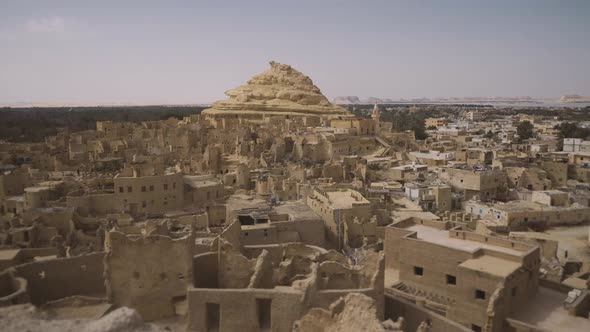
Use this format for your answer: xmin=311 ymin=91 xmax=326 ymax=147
xmin=105 ymin=231 xmax=193 ymax=321
xmin=19 ymin=247 xmax=59 ymax=261
xmin=384 ymin=294 xmax=470 ymax=332
xmin=11 ymin=252 xmax=105 ymax=305
xmin=0 ymin=269 xmax=29 ymax=306
xmin=505 ymin=318 xmax=549 ymax=332
xmin=187 ymin=287 xmax=305 ymax=332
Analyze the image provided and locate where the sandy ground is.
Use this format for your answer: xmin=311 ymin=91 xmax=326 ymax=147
xmin=543 ymin=225 xmax=590 ymax=262
xmin=0 ymin=304 xmax=175 ymax=332
xmin=511 ymin=286 xmax=590 ymax=331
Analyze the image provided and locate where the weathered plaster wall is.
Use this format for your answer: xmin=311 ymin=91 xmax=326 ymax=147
xmin=104 ymin=231 xmax=194 ymax=321
xmin=187 ymin=287 xmax=305 ymax=332
xmin=12 ymin=252 xmax=105 ymax=305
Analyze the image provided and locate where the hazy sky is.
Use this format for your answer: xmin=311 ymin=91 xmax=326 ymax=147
xmin=1 ymin=1 xmax=589 ymax=104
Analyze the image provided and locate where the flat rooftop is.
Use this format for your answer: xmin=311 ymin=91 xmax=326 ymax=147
xmin=324 ymin=190 xmax=369 ymax=209
xmin=183 ymin=175 xmax=219 ymax=188
xmin=273 ymin=201 xmax=321 ymax=222
xmin=226 ymin=194 xmax=268 ymax=212
xmin=459 ymin=255 xmax=520 ymax=277
xmin=406 ymin=224 xmax=525 ymax=256
xmin=0 ymin=249 xmax=21 ymax=260
xmin=5 ymin=196 xmax=24 ymax=202
xmin=391 ymin=211 xmax=440 ymax=222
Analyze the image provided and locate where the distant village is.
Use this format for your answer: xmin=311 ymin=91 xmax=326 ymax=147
xmin=1 ymin=61 xmax=590 ymax=332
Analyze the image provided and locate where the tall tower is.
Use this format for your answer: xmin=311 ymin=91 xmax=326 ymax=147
xmin=372 ymin=104 xmax=381 ymax=134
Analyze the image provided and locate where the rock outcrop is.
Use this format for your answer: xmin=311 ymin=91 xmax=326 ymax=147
xmin=0 ymin=304 xmax=168 ymax=332
xmin=333 ymin=96 xmax=362 ymax=104
xmin=202 ymin=61 xmax=353 ymax=119
xmin=560 ymin=94 xmax=590 ymax=103
xmin=333 ymin=96 xmax=395 ymax=104
xmin=293 ymin=293 xmax=403 ymax=332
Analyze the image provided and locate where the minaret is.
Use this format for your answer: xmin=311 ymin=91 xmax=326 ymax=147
xmin=372 ymin=104 xmax=381 ymax=134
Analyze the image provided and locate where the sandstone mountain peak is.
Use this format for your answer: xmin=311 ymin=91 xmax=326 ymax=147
xmin=245 ymin=61 xmax=319 ymax=93
xmin=203 ymin=61 xmax=352 ymax=119
xmin=223 ymin=61 xmax=329 ymax=106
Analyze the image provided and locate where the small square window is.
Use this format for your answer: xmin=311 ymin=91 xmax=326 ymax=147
xmin=149 ymin=185 xmax=154 ymax=191
xmin=414 ymin=266 xmax=424 ymax=276
xmin=141 ymin=186 xmax=146 ymax=192
xmin=512 ymin=287 xmax=517 ymax=297
xmin=119 ymin=187 xmax=124 ymax=193
xmin=475 ymin=289 xmax=486 ymax=300
xmin=164 ymin=184 xmax=169 ymax=190
xmin=446 ymin=274 xmax=456 ymax=285
xmin=471 ymin=324 xmax=482 ymax=332
xmin=127 ymin=186 xmax=132 ymax=193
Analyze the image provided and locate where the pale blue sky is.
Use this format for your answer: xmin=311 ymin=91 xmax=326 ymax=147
xmin=1 ymin=0 xmax=589 ymax=104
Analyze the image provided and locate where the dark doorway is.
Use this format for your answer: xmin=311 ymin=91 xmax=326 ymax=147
xmin=206 ymin=302 xmax=220 ymax=332
xmin=256 ymin=298 xmax=271 ymax=331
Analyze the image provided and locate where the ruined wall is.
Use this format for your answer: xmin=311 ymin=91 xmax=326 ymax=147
xmin=306 ymin=194 xmax=338 ymax=245
xmin=505 ymin=207 xmax=590 ymax=228
xmin=0 ymin=170 xmax=31 ymax=200
xmin=27 ymin=209 xmax=75 ymax=238
xmin=465 ymin=200 xmax=590 ymax=228
xmin=309 ymin=288 xmax=380 ymax=316
xmin=541 ymin=161 xmax=568 ymax=188
xmin=275 ymin=219 xmax=325 ymax=247
xmin=12 ymin=252 xmax=105 ymax=305
xmin=384 ymin=294 xmax=471 ymax=332
xmin=568 ymin=164 xmax=590 ymax=183
xmin=105 ymin=231 xmax=194 ymax=321
xmin=434 ymin=186 xmax=452 ymax=212
xmin=217 ymin=242 xmax=256 ymax=288
xmin=295 ymin=293 xmax=393 ymax=332
xmin=207 ymin=204 xmax=227 ymax=226
xmin=67 ymin=192 xmax=120 ymax=216
xmin=0 ymin=250 xmax=23 ymax=272
xmin=241 ymin=225 xmax=280 ymax=246
xmin=344 ymin=218 xmax=378 ymax=248
xmin=189 ymin=182 xmax=224 ymax=206
xmin=192 ymin=252 xmax=218 ymax=288
xmin=241 ymin=220 xmax=325 ymax=247
xmin=309 ymin=251 xmax=384 ymax=319
xmin=0 ymin=269 xmax=29 ymax=306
